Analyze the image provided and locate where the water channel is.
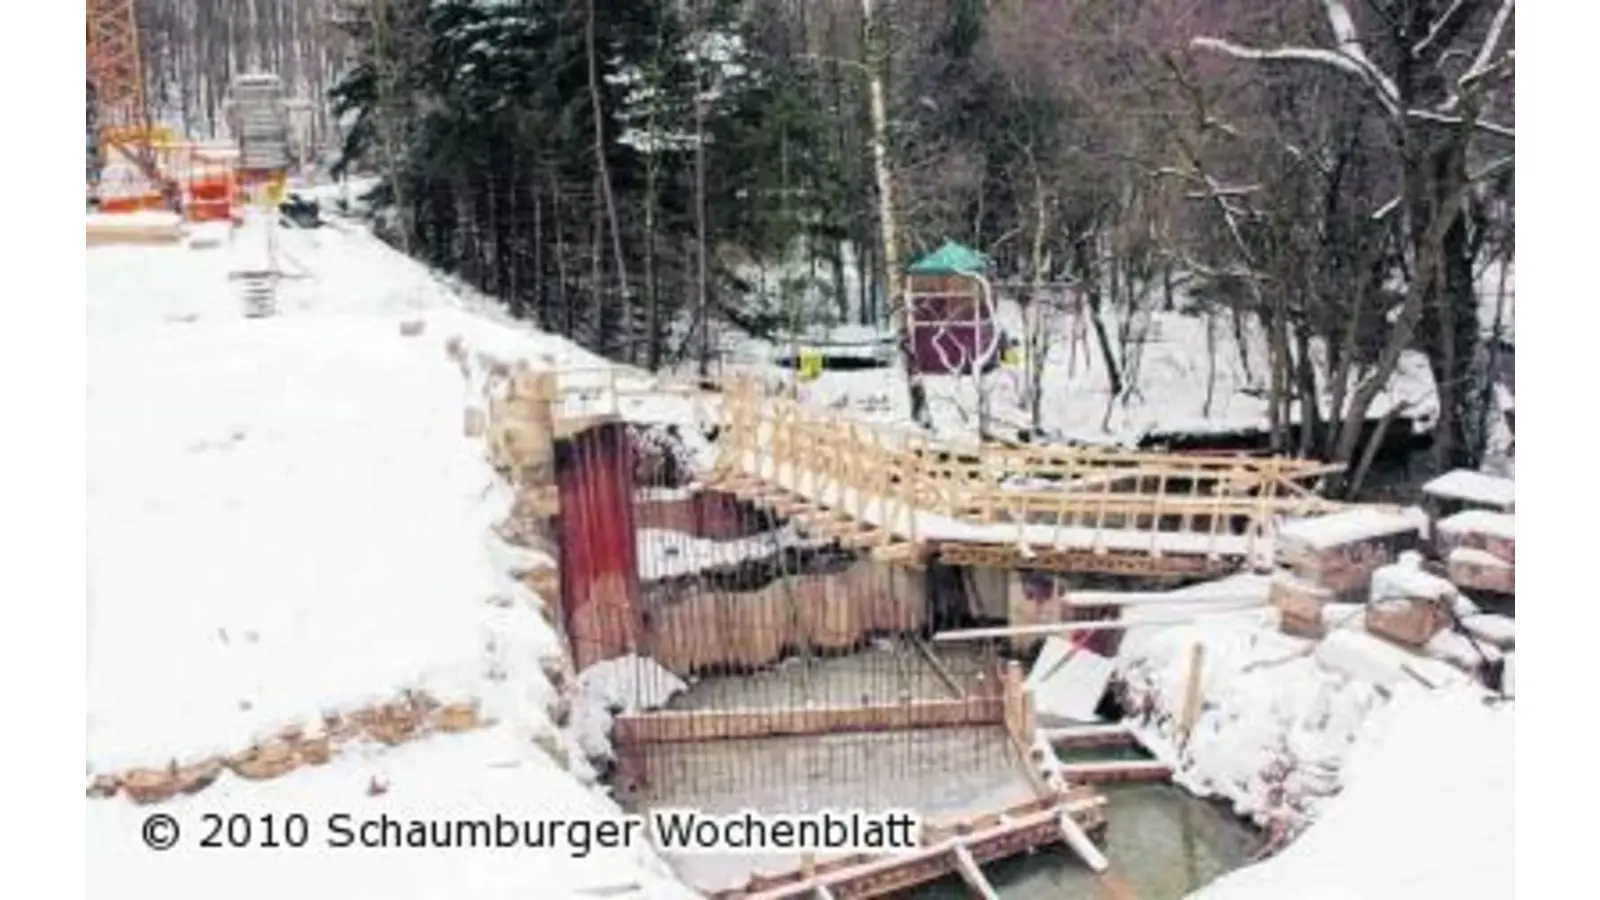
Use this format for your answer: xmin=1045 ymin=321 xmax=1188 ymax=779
xmin=909 ymin=780 xmax=1260 ymax=899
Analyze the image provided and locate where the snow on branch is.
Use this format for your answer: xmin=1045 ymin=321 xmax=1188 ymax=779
xmin=1189 ymin=37 xmax=1400 ymax=121
xmin=1411 ymin=0 xmax=1472 ymax=58
xmin=1319 ymin=0 xmax=1396 ymax=102
xmin=1460 ymin=0 xmax=1516 ymax=90
xmin=1406 ymin=109 xmax=1514 ymax=140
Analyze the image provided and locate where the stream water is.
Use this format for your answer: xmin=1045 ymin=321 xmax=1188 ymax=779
xmin=908 ymin=782 xmax=1260 ymax=900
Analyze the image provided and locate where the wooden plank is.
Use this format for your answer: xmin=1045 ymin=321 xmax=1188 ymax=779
xmin=735 ymin=804 xmax=1074 ymax=900
xmin=1040 ymin=724 xmax=1135 ymax=749
xmin=1054 ymin=760 xmax=1174 ymax=784
xmin=613 ymin=697 xmax=1004 ymax=744
xmin=935 ymin=543 xmax=1242 ymax=576
xmin=1178 ymin=642 xmax=1205 ymax=748
xmin=1058 ymin=809 xmax=1110 ymax=873
xmin=932 ymin=605 xmax=1264 ymax=642
xmin=912 ymin=637 xmax=965 ymax=698
xmin=950 ymin=844 xmax=1001 ymax=900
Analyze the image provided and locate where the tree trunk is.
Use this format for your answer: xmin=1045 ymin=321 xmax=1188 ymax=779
xmin=694 ymin=94 xmax=712 ymax=377
xmin=861 ymin=0 xmax=927 ymax=425
xmin=585 ymin=0 xmax=634 ymax=362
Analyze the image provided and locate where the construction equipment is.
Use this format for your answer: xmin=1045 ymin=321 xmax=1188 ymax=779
xmin=86 ymin=0 xmax=177 ymax=208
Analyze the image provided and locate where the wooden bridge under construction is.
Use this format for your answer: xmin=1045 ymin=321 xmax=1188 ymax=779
xmin=547 ymin=370 xmax=1346 ymax=578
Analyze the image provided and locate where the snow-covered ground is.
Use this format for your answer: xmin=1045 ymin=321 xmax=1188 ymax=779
xmin=716 ymin=302 xmax=1439 ymax=447
xmin=1192 ymin=686 xmax=1512 ymax=900
xmin=87 ymin=216 xmax=695 ymax=898
xmin=1113 ymin=577 xmax=1512 ymax=900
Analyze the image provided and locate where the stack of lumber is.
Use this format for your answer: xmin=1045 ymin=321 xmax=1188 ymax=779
xmin=1364 ymin=560 xmax=1456 ymax=648
xmin=86 ymin=211 xmax=185 ymax=246
xmin=1420 ymin=469 xmax=1515 ymax=515
xmin=1275 ymin=509 xmax=1423 ymax=604
xmin=1268 ymin=571 xmax=1335 ymax=638
xmin=1437 ymin=510 xmax=1515 ymax=595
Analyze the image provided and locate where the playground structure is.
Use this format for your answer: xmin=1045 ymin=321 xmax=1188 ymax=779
xmin=86 ymin=1 xmax=289 ymax=229
xmin=904 ymin=242 xmax=1001 ymax=376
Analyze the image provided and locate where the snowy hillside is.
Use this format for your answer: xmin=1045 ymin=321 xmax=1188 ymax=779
xmin=86 ymin=216 xmax=695 ymax=899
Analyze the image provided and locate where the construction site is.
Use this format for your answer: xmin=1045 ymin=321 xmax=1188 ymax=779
xmin=469 ymin=356 xmax=1515 ymax=898
xmin=85 ymin=3 xmax=1516 ymax=900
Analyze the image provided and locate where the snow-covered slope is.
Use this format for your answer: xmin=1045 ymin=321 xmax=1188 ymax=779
xmin=1191 ymin=687 xmax=1512 ymax=900
xmin=1111 ymin=577 xmax=1510 ymax=900
xmin=86 ymin=215 xmax=695 ymax=898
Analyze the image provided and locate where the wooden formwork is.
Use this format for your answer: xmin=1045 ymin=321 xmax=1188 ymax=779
xmin=936 ymin=541 xmax=1244 ymax=578
xmin=613 ymin=697 xmax=1004 ymax=744
xmin=711 ymin=793 xmax=1107 ymax=900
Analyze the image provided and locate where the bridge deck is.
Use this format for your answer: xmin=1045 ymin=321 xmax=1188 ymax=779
xmin=542 ymin=371 xmax=1350 ymax=574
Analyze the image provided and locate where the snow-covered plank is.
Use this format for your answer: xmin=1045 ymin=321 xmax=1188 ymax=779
xmin=1370 ymin=560 xmax=1457 ymax=604
xmin=1461 ymin=613 xmax=1515 ymax=650
xmin=1445 ymin=546 xmax=1515 ymax=595
xmin=1436 ymin=510 xmax=1515 ymax=542
xmin=1421 ymin=469 xmax=1514 ymax=511
xmin=1277 ymin=508 xmax=1422 ymax=551
xmin=1313 ymin=629 xmax=1465 ymax=690
xmin=1435 ymin=510 xmax=1516 ymax=565
xmin=1029 ymin=647 xmax=1114 ymax=725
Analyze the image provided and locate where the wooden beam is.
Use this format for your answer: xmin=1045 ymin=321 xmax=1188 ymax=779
xmin=1058 ymin=810 xmax=1110 ymax=874
xmin=870 ymin=541 xmax=924 ymax=563
xmin=1041 ymin=724 xmax=1136 ymax=750
xmin=1053 ymin=760 xmax=1174 ymax=784
xmin=935 ymin=543 xmax=1242 ymax=577
xmin=1178 ymin=641 xmax=1206 ymax=749
xmin=735 ymin=803 xmax=1076 ymax=900
xmin=1063 ymin=590 xmax=1265 ymax=608
xmin=950 ymin=844 xmax=1001 ymax=900
xmin=932 ymin=604 xmax=1264 ymax=642
xmin=613 ymin=697 xmax=1004 ymax=744
xmin=912 ymin=637 xmax=965 ymax=698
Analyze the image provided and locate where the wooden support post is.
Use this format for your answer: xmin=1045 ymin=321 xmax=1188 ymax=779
xmin=1178 ymin=641 xmax=1205 ymax=750
xmin=1001 ymin=658 xmax=1046 ymax=801
xmin=950 ymin=844 xmax=1001 ymax=900
xmin=1058 ymin=810 xmax=1110 ymax=873
xmin=913 ymin=637 xmax=965 ymax=698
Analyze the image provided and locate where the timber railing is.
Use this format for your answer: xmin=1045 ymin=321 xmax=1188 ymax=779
xmin=538 ymin=368 xmax=1348 ymax=561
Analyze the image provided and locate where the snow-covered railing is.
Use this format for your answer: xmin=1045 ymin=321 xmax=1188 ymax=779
xmin=528 ymin=368 xmax=1347 ymax=563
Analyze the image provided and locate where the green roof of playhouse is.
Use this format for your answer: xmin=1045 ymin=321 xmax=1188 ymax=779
xmin=907 ymin=241 xmax=989 ymax=275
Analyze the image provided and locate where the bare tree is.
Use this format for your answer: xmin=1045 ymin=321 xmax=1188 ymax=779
xmin=1192 ymin=0 xmax=1515 ymax=474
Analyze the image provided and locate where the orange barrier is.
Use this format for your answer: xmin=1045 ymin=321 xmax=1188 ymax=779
xmin=186 ymin=176 xmax=235 ymax=222
xmin=98 ymin=193 xmax=168 ymax=213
